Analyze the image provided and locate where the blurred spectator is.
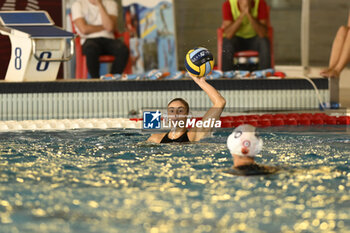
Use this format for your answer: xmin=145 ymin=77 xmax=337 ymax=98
xmin=320 ymin=10 xmax=350 ymax=78
xmin=221 ymin=0 xmax=271 ymax=71
xmin=72 ymin=0 xmax=129 ymax=78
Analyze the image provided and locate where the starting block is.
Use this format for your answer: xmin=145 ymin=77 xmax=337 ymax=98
xmin=0 ymin=11 xmax=75 ymax=81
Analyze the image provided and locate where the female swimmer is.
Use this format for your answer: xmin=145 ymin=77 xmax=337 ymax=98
xmin=147 ymin=73 xmax=226 ymax=143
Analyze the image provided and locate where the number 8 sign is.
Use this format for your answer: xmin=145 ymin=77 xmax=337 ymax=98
xmin=0 ymin=11 xmax=75 ymax=81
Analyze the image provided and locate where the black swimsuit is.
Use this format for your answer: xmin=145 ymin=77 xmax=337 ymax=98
xmin=226 ymin=164 xmax=279 ymax=176
xmin=160 ymin=130 xmax=190 ymax=143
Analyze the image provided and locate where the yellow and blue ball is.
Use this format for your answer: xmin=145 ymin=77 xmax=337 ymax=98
xmin=185 ymin=47 xmax=214 ymax=78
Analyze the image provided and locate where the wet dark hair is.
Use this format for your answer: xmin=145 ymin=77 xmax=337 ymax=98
xmin=167 ymin=98 xmax=189 ymax=114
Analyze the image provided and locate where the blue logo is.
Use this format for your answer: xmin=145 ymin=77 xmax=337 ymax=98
xmin=143 ymin=111 xmax=161 ymax=129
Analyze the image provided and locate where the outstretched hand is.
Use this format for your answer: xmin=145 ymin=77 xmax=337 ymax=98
xmin=188 ymin=72 xmax=206 ymax=84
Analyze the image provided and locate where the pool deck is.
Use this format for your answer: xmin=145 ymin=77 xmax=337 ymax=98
xmin=276 ymin=66 xmax=350 ymax=109
xmin=0 ymin=67 xmax=349 ymax=131
xmin=0 ymin=65 xmax=348 ymax=122
xmin=312 ymin=67 xmax=350 ymax=108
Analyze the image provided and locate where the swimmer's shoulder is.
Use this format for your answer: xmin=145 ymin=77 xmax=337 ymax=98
xmin=259 ymin=164 xmax=280 ymax=172
xmin=224 ymin=164 xmax=280 ymax=176
xmin=147 ymin=133 xmax=167 ymax=143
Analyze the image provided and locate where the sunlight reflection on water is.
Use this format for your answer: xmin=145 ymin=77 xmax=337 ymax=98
xmin=0 ymin=128 xmax=349 ymax=233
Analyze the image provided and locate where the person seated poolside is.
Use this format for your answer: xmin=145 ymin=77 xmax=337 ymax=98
xmin=320 ymin=10 xmax=350 ymax=78
xmin=221 ymin=0 xmax=271 ymax=71
xmin=147 ymin=73 xmax=226 ymax=143
xmin=225 ymin=124 xmax=279 ymax=176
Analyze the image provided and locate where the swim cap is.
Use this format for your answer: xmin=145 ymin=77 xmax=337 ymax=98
xmin=227 ymin=124 xmax=263 ymax=157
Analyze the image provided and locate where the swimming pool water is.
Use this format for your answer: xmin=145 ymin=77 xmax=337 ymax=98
xmin=0 ymin=127 xmax=349 ymax=233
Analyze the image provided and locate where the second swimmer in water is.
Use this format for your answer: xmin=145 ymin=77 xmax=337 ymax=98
xmin=225 ymin=124 xmax=279 ymax=176
xmin=147 ymin=73 xmax=226 ymax=143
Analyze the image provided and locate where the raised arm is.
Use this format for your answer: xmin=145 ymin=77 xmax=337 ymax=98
xmin=188 ymin=74 xmax=226 ymax=141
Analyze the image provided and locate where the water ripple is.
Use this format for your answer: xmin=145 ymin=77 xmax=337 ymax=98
xmin=0 ymin=129 xmax=349 ymax=232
